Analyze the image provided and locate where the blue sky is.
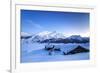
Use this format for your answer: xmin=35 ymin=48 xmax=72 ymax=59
xmin=21 ymin=10 xmax=89 ymax=36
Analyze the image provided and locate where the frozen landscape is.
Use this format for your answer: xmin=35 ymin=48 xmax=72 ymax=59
xmin=20 ymin=10 xmax=90 ymax=63
xmin=20 ymin=31 xmax=90 ymax=63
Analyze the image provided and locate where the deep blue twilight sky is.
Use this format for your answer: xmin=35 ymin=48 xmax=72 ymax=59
xmin=21 ymin=10 xmax=89 ymax=36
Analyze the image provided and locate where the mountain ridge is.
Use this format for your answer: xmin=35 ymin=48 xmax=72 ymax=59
xmin=21 ymin=31 xmax=89 ymax=43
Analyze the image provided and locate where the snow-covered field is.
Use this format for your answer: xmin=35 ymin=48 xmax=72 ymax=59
xmin=21 ymin=41 xmax=89 ymax=63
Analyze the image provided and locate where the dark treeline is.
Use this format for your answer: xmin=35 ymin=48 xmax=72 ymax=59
xmin=39 ymin=38 xmax=89 ymax=44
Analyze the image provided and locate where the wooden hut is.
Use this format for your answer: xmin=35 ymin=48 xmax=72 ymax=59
xmin=66 ymin=45 xmax=89 ymax=55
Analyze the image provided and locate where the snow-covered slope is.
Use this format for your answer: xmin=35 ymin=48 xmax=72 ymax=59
xmin=34 ymin=31 xmax=66 ymax=40
xmin=21 ymin=42 xmax=89 ymax=63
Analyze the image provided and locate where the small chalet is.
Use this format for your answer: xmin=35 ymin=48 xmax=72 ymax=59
xmin=66 ymin=45 xmax=89 ymax=55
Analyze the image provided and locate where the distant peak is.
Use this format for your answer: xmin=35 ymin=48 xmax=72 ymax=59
xmin=38 ymin=31 xmax=51 ymax=36
xmin=21 ymin=32 xmax=32 ymax=36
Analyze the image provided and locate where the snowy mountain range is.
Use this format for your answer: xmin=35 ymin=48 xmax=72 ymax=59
xmin=21 ymin=31 xmax=65 ymax=40
xmin=21 ymin=31 xmax=89 ymax=43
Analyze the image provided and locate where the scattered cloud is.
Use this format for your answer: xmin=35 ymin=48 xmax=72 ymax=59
xmin=26 ymin=20 xmax=43 ymax=29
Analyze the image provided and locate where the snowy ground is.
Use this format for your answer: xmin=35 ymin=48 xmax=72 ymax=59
xmin=21 ymin=40 xmax=89 ymax=63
